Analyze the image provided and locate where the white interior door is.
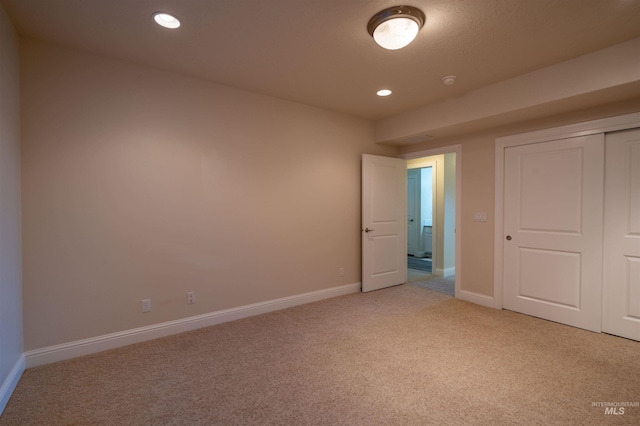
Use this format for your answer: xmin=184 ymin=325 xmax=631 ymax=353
xmin=603 ymin=128 xmax=640 ymax=341
xmin=362 ymin=154 xmax=407 ymax=292
xmin=407 ymin=169 xmax=420 ymax=256
xmin=503 ymin=134 xmax=604 ymax=332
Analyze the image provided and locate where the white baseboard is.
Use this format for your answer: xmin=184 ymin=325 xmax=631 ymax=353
xmin=25 ymin=282 xmax=361 ymax=368
xmin=433 ymin=267 xmax=455 ymax=277
xmin=457 ymin=289 xmax=495 ymax=309
xmin=0 ymin=354 xmax=25 ymax=415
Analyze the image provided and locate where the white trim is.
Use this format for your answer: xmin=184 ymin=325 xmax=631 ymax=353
xmin=0 ymin=354 xmax=25 ymax=415
xmin=443 ymin=267 xmax=455 ymax=277
xmin=399 ymin=145 xmax=462 ymax=161
xmin=432 ymin=267 xmax=456 ymax=277
xmin=400 ymin=145 xmax=463 ymax=303
xmin=25 ymin=283 xmax=361 ymax=368
xmin=495 ymin=112 xmax=640 ymax=148
xmin=494 ymin=111 xmax=640 ymax=310
xmin=493 ymin=137 xmax=506 ymax=309
xmin=457 ymin=290 xmax=495 ymax=309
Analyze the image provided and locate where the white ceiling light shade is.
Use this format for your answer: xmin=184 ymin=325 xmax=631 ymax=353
xmin=153 ymin=12 xmax=181 ymax=29
xmin=367 ymin=6 xmax=426 ymax=50
xmin=377 ymin=89 xmax=392 ymax=97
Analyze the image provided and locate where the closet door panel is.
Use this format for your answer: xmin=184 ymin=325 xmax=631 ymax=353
xmin=603 ymin=128 xmax=640 ymax=341
xmin=503 ymin=134 xmax=604 ymax=332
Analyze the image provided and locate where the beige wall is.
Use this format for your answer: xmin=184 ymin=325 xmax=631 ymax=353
xmin=20 ymin=39 xmax=396 ymax=351
xmin=0 ymin=3 xmax=23 ymax=410
xmin=399 ymin=97 xmax=640 ymax=297
xmin=15 ymin=28 xmax=640 ymax=357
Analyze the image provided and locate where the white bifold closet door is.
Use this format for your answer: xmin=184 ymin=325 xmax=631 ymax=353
xmin=603 ymin=128 xmax=640 ymax=341
xmin=503 ymin=134 xmax=605 ymax=332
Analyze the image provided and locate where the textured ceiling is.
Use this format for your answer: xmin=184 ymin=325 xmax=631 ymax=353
xmin=3 ymin=0 xmax=640 ymax=120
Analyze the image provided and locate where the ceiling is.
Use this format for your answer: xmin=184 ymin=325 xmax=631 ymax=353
xmin=2 ymin=0 xmax=640 ymax=121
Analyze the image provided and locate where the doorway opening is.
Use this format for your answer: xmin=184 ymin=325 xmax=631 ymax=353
xmin=406 ymin=152 xmax=457 ymax=297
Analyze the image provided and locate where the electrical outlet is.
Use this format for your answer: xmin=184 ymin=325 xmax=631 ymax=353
xmin=187 ymin=291 xmax=196 ymax=305
xmin=141 ymin=299 xmax=151 ymax=313
xmin=339 ymin=267 xmax=345 ymax=277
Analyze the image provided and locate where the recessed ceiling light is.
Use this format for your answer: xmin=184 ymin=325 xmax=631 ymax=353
xmin=377 ymin=89 xmax=392 ymax=97
xmin=153 ymin=12 xmax=181 ymax=29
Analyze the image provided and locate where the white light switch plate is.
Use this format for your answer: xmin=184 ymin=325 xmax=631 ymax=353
xmin=474 ymin=212 xmax=487 ymax=222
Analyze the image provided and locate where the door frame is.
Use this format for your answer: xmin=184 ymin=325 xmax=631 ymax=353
xmin=400 ymin=145 xmax=462 ymax=299
xmin=407 ymin=161 xmax=437 ymax=269
xmin=494 ymin=111 xmax=640 ymax=310
xmin=406 ymin=169 xmax=422 ymax=256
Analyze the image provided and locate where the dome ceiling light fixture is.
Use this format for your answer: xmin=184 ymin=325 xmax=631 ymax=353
xmin=367 ymin=5 xmax=426 ymax=50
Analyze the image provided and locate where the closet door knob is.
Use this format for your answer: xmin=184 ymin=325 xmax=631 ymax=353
xmin=506 ymin=235 xmax=512 ymax=241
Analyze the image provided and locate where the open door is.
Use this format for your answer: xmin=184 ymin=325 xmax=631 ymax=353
xmin=362 ymin=154 xmax=407 ymax=292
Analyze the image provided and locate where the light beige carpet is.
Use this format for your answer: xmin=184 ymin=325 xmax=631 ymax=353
xmin=411 ymin=276 xmax=455 ymax=297
xmin=2 ymin=284 xmax=639 ymax=425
